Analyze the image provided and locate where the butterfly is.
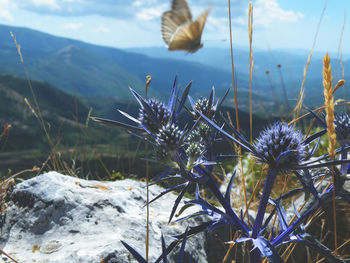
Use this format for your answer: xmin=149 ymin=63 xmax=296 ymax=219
xmin=161 ymin=0 xmax=210 ymax=53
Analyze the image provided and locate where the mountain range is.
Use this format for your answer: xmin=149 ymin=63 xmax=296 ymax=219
xmin=127 ymin=46 xmax=349 ymax=106
xmin=0 ymin=23 xmax=346 ymax=111
xmin=0 ymin=24 xmax=253 ymax=102
xmin=3 ymin=23 xmax=347 ymax=177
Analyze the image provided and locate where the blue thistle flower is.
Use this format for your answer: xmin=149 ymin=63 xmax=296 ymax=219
xmin=186 ymin=142 xmax=203 ymax=159
xmin=91 ymin=76 xmax=192 ymax=137
xmin=156 ymin=123 xmax=183 ymax=153
xmin=188 ymin=86 xmax=230 ymax=120
xmin=185 ymin=142 xmax=204 ymax=168
xmin=197 ymin=122 xmax=211 ymax=140
xmin=334 ymin=113 xmax=350 ymax=145
xmin=253 ymin=122 xmax=305 ymax=170
xmin=139 ymin=99 xmax=171 ymax=133
xmin=155 ymin=145 xmax=170 ymax=162
xmin=194 ymin=97 xmax=215 ymax=119
xmin=187 ymin=123 xmax=211 ymax=143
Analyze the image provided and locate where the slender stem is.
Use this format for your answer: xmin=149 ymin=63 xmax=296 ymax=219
xmin=145 ymin=141 xmax=149 ymax=261
xmin=272 ymin=186 xmax=333 ymax=246
xmin=206 ymin=175 xmax=249 ymax=235
xmin=252 ymin=167 xmax=278 ymax=238
xmin=228 ymin=0 xmax=249 ymax=225
xmin=340 ymin=143 xmax=348 ymax=175
xmin=331 ymin=166 xmax=338 ymax=254
xmin=227 ymin=0 xmax=239 ymax=133
xmin=248 ymin=2 xmax=253 ymax=144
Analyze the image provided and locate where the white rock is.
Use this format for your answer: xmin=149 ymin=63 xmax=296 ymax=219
xmin=0 ymin=172 xmax=207 ymax=262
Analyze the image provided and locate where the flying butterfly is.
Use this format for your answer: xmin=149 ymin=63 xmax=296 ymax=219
xmin=161 ymin=0 xmax=210 ymax=53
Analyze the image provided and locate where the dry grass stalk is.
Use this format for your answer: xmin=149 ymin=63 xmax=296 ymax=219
xmin=323 ymin=54 xmax=336 ymax=159
xmin=226 ymin=112 xmax=248 ymax=223
xmin=289 ymin=101 xmax=350 ymax=126
xmin=0 ymin=123 xmax=11 ymax=151
xmin=293 ymin=1 xmax=327 ymax=118
xmin=143 ymin=75 xmax=151 ymax=261
xmin=335 ymin=12 xmax=346 ymax=81
xmin=322 ymin=53 xmax=338 ymax=254
xmin=248 ymin=2 xmax=253 ymax=144
xmin=145 ymin=75 xmax=151 ymax=99
xmin=333 ymin=79 xmax=345 ymax=95
xmin=228 ymin=0 xmax=250 ymax=232
xmin=0 ymin=249 xmax=18 ymax=263
xmin=85 ymin=107 xmax=93 ymax=129
xmin=11 ymin=32 xmax=64 ymax=172
xmin=228 ymin=0 xmax=240 ymax=133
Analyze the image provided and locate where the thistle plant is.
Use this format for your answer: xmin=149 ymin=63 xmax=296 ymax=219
xmin=139 ymin=98 xmax=171 ymax=134
xmin=334 ymin=113 xmax=350 ymax=175
xmin=334 ymin=113 xmax=350 ymax=146
xmin=93 ymin=75 xmax=350 ymax=262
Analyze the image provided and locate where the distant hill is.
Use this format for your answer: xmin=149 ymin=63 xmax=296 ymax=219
xmin=0 ymin=24 xmax=256 ymax=101
xmin=126 ymin=47 xmax=349 ymax=107
xmin=0 ymin=73 xmax=275 ymax=178
xmin=126 ymin=46 xmax=331 ymax=80
xmin=0 ymin=74 xmax=103 ymax=151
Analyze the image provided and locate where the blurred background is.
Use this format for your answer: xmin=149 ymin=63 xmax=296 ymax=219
xmin=0 ymin=0 xmax=349 ymax=179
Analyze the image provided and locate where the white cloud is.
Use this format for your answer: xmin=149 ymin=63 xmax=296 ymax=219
xmin=0 ymin=9 xmax=13 ymax=21
xmin=62 ymin=22 xmax=83 ymax=30
xmin=0 ymin=0 xmax=15 ymax=21
xmin=96 ymin=26 xmax=110 ymax=33
xmin=136 ymin=7 xmax=163 ymax=21
xmin=32 ymin=0 xmax=60 ymax=10
xmin=132 ymin=1 xmax=143 ymax=7
xmin=253 ymin=0 xmax=304 ymax=27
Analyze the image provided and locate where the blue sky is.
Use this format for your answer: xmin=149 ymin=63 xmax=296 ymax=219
xmin=0 ymin=0 xmax=349 ymax=54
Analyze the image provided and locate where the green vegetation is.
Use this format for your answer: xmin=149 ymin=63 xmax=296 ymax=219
xmin=0 ymin=74 xmax=140 ymax=178
xmin=0 ymin=24 xmax=246 ymax=100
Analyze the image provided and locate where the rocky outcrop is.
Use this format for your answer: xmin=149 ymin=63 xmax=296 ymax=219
xmin=0 ymin=172 xmax=207 ymax=262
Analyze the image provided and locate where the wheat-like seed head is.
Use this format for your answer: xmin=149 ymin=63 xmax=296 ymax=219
xmin=333 ymin=79 xmax=345 ymax=95
xmin=323 ymin=53 xmax=336 ymax=159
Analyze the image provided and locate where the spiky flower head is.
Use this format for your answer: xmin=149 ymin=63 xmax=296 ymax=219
xmin=197 ymin=122 xmax=211 ymax=140
xmin=155 ymin=145 xmax=170 ymax=162
xmin=253 ymin=122 xmax=305 ymax=170
xmin=156 ymin=123 xmax=183 ymax=153
xmin=185 ymin=142 xmax=203 ymax=169
xmin=194 ymin=97 xmax=215 ymax=119
xmin=187 ymin=123 xmax=211 ymax=144
xmin=334 ymin=113 xmax=350 ymax=145
xmin=138 ymin=99 xmax=171 ymax=133
xmin=186 ymin=142 xmax=203 ymax=160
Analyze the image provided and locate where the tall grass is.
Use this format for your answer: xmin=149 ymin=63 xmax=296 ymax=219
xmin=293 ymin=1 xmax=327 ymax=119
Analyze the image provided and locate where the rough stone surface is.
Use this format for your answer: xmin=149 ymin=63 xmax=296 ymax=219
xmin=0 ymin=172 xmax=207 ymax=263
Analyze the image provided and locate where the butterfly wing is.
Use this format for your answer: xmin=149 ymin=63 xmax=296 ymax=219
xmin=171 ymin=0 xmax=192 ymax=21
xmin=168 ymin=8 xmax=210 ymax=53
xmin=162 ymin=10 xmax=190 ymax=45
xmin=161 ymin=0 xmax=192 ymax=45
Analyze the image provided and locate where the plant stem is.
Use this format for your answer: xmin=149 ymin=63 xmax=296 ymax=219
xmin=271 ymin=186 xmax=333 ymax=247
xmin=252 ymin=167 xmax=278 ymax=238
xmin=340 ymin=144 xmax=348 ymax=175
xmin=206 ymin=175 xmax=250 ymax=235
